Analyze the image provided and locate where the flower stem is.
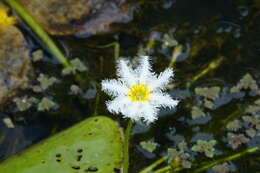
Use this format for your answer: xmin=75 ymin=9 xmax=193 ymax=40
xmin=123 ymin=119 xmax=133 ymax=173
xmin=145 ymin=147 xmax=259 ymax=173
xmin=139 ymin=157 xmax=167 ymax=173
xmin=3 ymin=0 xmax=70 ymax=67
xmin=192 ymin=56 xmax=224 ymax=82
xmin=192 ymin=146 xmax=260 ymax=173
xmin=153 ymin=165 xmax=183 ymax=173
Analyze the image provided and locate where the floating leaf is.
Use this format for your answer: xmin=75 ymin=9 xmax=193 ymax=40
xmin=191 ymin=106 xmax=205 ymax=119
xmin=227 ymin=133 xmax=249 ymax=149
xmin=69 ymin=84 xmax=82 ymax=95
xmin=226 ymin=120 xmax=241 ymax=132
xmin=13 ymin=96 xmax=37 ymax=111
xmin=37 ymin=97 xmax=57 ymax=111
xmin=38 ymin=74 xmax=57 ymax=90
xmin=140 ymin=140 xmax=158 ymax=153
xmin=62 ymin=58 xmax=87 ymax=75
xmin=32 ymin=50 xmax=43 ymax=62
xmin=33 ymin=74 xmax=57 ymax=92
xmin=212 ymin=162 xmax=230 ymax=173
xmin=195 ymin=86 xmax=220 ymax=100
xmin=230 ymin=73 xmax=258 ymax=93
xmin=191 ymin=139 xmax=217 ymax=158
xmin=0 ymin=116 xmax=123 ymax=173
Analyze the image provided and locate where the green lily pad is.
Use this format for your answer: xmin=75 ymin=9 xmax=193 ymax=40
xmin=0 ymin=116 xmax=123 ymax=173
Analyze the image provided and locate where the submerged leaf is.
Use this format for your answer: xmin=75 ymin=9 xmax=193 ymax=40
xmin=37 ymin=97 xmax=57 ymax=111
xmin=62 ymin=58 xmax=87 ymax=75
xmin=191 ymin=106 xmax=205 ymax=119
xmin=140 ymin=140 xmax=158 ymax=153
xmin=191 ymin=139 xmax=217 ymax=158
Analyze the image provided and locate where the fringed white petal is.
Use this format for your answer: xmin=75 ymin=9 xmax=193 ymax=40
xmin=149 ymin=68 xmax=174 ymax=91
xmin=106 ymin=96 xmax=130 ymax=114
xmin=116 ymin=59 xmax=137 ymax=87
xmin=137 ymin=56 xmax=152 ymax=83
xmin=101 ymin=79 xmax=128 ymax=97
xmin=121 ymin=102 xmax=158 ymax=123
xmin=140 ymin=103 xmax=159 ymax=123
xmin=150 ymin=92 xmax=179 ymax=109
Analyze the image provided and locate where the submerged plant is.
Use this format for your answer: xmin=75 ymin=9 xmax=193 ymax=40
xmin=191 ymin=139 xmax=217 ymax=158
xmin=212 ymin=162 xmax=233 ymax=173
xmin=32 ymin=73 xmax=57 ymax=92
xmin=37 ymin=97 xmax=57 ymax=111
xmin=13 ymin=96 xmax=37 ymax=111
xmin=62 ymin=58 xmax=87 ymax=75
xmin=101 ymin=56 xmax=179 ymax=123
xmin=140 ymin=140 xmax=158 ymax=153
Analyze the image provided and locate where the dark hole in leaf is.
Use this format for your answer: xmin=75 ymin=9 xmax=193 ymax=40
xmin=114 ymin=168 xmax=121 ymax=173
xmin=77 ymin=149 xmax=83 ymax=153
xmin=85 ymin=167 xmax=98 ymax=172
xmin=72 ymin=166 xmax=81 ymax=170
xmin=88 ymin=133 xmax=93 ymax=135
xmin=77 ymin=155 xmax=83 ymax=161
xmin=56 ymin=159 xmax=61 ymax=162
xmin=41 ymin=160 xmax=45 ymax=164
xmin=94 ymin=119 xmax=98 ymax=122
xmin=56 ymin=153 xmax=61 ymax=157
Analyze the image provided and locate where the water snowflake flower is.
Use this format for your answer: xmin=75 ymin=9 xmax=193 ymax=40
xmin=101 ymin=56 xmax=179 ymax=123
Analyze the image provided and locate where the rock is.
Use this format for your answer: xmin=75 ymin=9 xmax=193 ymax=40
xmin=0 ymin=25 xmax=32 ymax=105
xmin=20 ymin=0 xmax=133 ymax=36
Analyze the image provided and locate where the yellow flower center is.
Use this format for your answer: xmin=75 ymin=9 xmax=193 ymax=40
xmin=128 ymin=84 xmax=151 ymax=102
xmin=0 ymin=6 xmax=15 ymax=27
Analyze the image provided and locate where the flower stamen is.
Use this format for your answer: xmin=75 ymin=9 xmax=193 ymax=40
xmin=128 ymin=84 xmax=150 ymax=102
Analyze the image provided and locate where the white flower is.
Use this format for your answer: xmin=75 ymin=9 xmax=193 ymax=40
xmin=101 ymin=56 xmax=179 ymax=123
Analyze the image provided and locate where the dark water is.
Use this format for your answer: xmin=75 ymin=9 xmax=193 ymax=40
xmin=0 ymin=0 xmax=260 ymax=172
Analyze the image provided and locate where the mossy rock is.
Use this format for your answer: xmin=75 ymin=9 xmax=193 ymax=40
xmin=0 ymin=116 xmax=123 ymax=173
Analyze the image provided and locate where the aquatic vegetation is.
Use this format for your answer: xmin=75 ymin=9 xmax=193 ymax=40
xmin=32 ymin=74 xmax=58 ymax=92
xmin=13 ymin=96 xmax=37 ymax=111
xmin=212 ymin=162 xmax=234 ymax=173
xmin=62 ymin=58 xmax=87 ymax=75
xmin=191 ymin=106 xmax=206 ymax=119
xmin=195 ymin=86 xmax=221 ymax=109
xmin=32 ymin=50 xmax=43 ymax=62
xmin=2 ymin=116 xmax=14 ymax=128
xmin=230 ymin=73 xmax=258 ymax=93
xmin=161 ymin=32 xmax=178 ymax=49
xmin=167 ymin=140 xmax=192 ymax=168
xmin=37 ymin=97 xmax=57 ymax=111
xmin=191 ymin=139 xmax=217 ymax=158
xmin=227 ymin=133 xmax=249 ymax=149
xmin=101 ymin=56 xmax=179 ymax=123
xmin=140 ymin=140 xmax=158 ymax=153
xmin=195 ymin=86 xmax=220 ymax=100
xmin=245 ymin=99 xmax=260 ymax=114
xmin=69 ymin=84 xmax=82 ymax=95
xmin=226 ymin=120 xmax=241 ymax=132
